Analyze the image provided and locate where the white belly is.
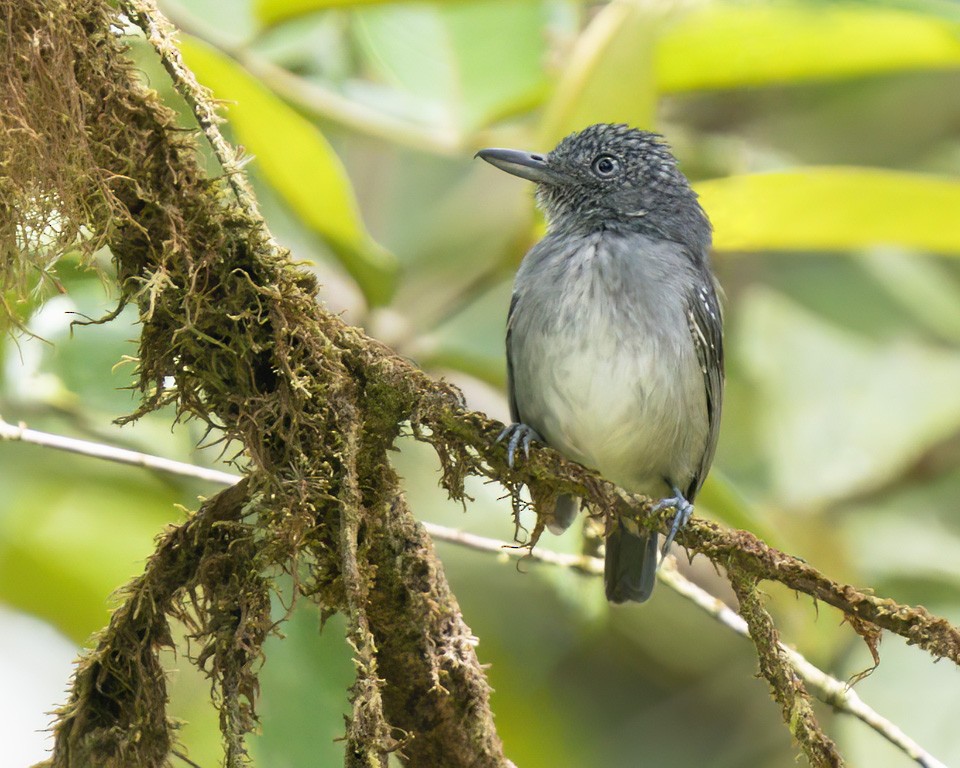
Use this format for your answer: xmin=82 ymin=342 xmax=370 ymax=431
xmin=517 ymin=325 xmax=704 ymax=496
xmin=508 ymin=238 xmax=709 ymax=497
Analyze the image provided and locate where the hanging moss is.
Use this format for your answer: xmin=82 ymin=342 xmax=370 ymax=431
xmin=4 ymin=1 xmax=509 ymax=765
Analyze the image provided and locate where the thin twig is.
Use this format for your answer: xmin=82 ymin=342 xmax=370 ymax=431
xmin=4 ymin=416 xmax=947 ymax=768
xmin=125 ymin=0 xmax=264 ymax=221
xmin=0 ymin=414 xmax=238 ymax=485
xmin=658 ymin=565 xmax=946 ymax=768
xmin=170 ymin=748 xmax=204 ymax=768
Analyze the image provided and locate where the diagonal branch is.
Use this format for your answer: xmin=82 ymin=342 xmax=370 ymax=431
xmin=124 ymin=0 xmax=960 ymax=674
xmin=407 ymin=404 xmax=960 ymax=667
xmin=0 ymin=414 xmax=239 ymax=485
xmin=424 ymin=524 xmax=951 ymax=768
xmin=3 ymin=401 xmax=959 ymax=674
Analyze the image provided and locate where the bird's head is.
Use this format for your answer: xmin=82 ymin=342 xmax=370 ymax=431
xmin=477 ymin=123 xmax=710 ymax=251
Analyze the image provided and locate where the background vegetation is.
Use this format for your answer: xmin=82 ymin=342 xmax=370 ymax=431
xmin=4 ymin=0 xmax=960 ymax=765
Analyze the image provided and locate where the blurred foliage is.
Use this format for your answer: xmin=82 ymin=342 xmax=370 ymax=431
xmin=4 ymin=0 xmax=960 ymax=765
xmin=180 ymin=35 xmax=399 ymax=304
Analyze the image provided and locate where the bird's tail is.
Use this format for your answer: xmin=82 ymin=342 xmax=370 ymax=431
xmin=604 ymin=521 xmax=659 ymax=603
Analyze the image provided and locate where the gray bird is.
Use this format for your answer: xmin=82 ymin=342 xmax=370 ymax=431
xmin=477 ymin=123 xmax=723 ymax=603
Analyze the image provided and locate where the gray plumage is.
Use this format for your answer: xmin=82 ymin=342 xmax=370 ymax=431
xmin=477 ymin=124 xmax=723 ymax=604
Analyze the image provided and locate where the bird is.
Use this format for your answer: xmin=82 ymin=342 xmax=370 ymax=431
xmin=476 ymin=123 xmax=723 ymax=603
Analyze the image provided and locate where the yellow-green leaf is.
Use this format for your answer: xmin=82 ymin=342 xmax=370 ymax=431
xmin=255 ymin=0 xmax=464 ymax=26
xmin=658 ymin=3 xmax=960 ymax=92
xmin=696 ymin=168 xmax=960 ymax=255
xmin=539 ymin=0 xmax=659 ymax=146
xmin=179 ymin=35 xmax=397 ymax=306
xmin=353 ymin=1 xmax=549 ymax=132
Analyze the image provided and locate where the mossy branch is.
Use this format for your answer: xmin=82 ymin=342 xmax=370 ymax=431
xmin=4 ymin=417 xmax=950 ymax=768
xmin=2 ymin=1 xmax=958 ymax=766
xmin=338 ymin=411 xmax=394 ymax=767
xmin=730 ymin=573 xmax=844 ymax=768
xmin=6 ymin=0 xmax=506 ymax=765
xmin=47 ymin=479 xmax=253 ymax=767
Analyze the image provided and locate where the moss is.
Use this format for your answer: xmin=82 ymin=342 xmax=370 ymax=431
xmin=6 ymin=1 xmax=509 ymax=765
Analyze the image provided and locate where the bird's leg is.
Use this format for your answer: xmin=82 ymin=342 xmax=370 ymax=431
xmin=651 ymin=486 xmax=694 ymax=559
xmin=495 ymin=423 xmax=543 ymax=468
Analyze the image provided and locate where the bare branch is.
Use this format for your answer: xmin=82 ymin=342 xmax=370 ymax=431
xmin=425 ymin=524 xmax=950 ymax=768
xmin=660 ymin=564 xmax=948 ymax=768
xmin=0 ymin=414 xmax=239 ymax=485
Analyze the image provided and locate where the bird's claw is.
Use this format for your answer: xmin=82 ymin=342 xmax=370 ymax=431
xmin=652 ymin=487 xmax=694 ymax=559
xmin=496 ymin=423 xmax=542 ymax=469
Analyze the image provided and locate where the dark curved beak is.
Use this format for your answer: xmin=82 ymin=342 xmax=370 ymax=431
xmin=475 ymin=147 xmax=562 ymax=185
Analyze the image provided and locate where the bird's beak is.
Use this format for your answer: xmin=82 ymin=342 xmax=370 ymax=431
xmin=475 ymin=148 xmax=563 ymax=185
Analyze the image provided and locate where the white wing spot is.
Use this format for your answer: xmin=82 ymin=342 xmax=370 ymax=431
xmin=687 ymin=309 xmax=709 ymax=375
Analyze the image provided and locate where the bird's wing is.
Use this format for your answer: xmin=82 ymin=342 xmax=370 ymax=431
xmin=505 ymin=291 xmax=521 ymax=423
xmin=684 ymin=269 xmax=724 ymax=499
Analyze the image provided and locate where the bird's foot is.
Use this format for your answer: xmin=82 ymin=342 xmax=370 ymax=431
xmin=651 ymin=487 xmax=694 ymax=559
xmin=496 ymin=423 xmax=542 ymax=468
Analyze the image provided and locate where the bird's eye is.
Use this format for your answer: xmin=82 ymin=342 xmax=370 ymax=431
xmin=592 ymin=154 xmax=620 ymax=177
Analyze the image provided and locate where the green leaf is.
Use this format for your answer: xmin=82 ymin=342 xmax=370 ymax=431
xmin=859 ymin=250 xmax=960 ymax=343
xmin=738 ymin=288 xmax=960 ymax=508
xmin=0 ymin=451 xmax=180 ymax=642
xmin=657 ymin=2 xmax=960 ymax=93
xmin=254 ymin=0 xmax=440 ymax=26
xmin=539 ymin=0 xmax=659 ymax=145
xmin=696 ymin=168 xmax=960 ymax=255
xmin=178 ymin=35 xmax=397 ymax=306
xmin=352 ymin=1 xmax=549 ymax=132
